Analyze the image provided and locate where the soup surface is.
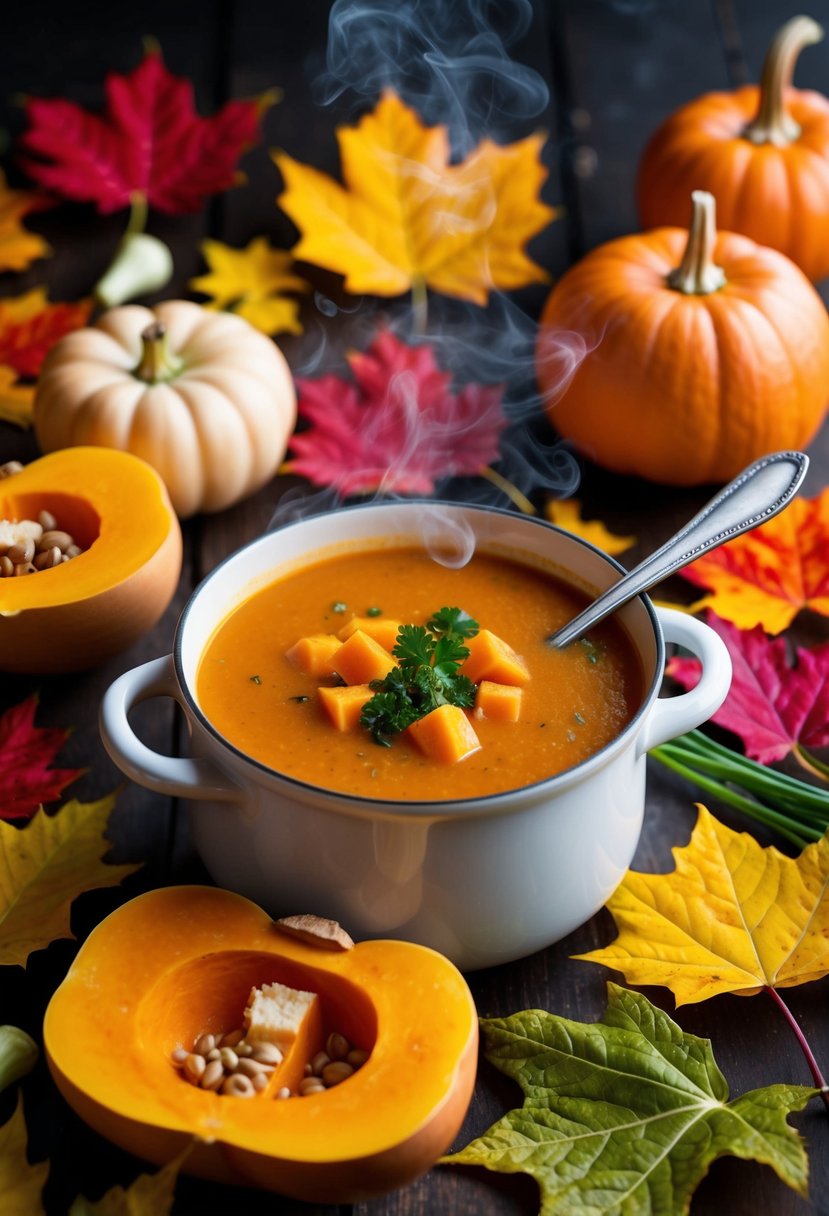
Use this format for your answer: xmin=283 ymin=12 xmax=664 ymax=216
xmin=196 ymin=545 xmax=644 ymax=801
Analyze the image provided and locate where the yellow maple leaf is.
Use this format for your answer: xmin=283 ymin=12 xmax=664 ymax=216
xmin=273 ymin=89 xmax=557 ymax=306
xmin=0 ymin=1095 xmax=48 ymax=1215
xmin=575 ymin=805 xmax=829 ymax=1004
xmin=189 ymin=236 xmax=308 ymax=335
xmin=0 ymin=366 xmax=35 ymax=427
xmin=0 ymin=170 xmax=50 ymax=273
xmin=71 ymin=1144 xmax=192 ymax=1215
xmin=545 ymin=497 xmax=636 ymax=556
xmin=0 ymin=794 xmax=140 ymax=968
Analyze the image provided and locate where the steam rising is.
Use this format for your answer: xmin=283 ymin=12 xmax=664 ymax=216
xmin=315 ymin=0 xmax=549 ymax=152
xmin=272 ymin=0 xmax=588 ymax=539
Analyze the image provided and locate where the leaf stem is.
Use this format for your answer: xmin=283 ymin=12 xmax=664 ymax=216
xmin=479 ymin=466 xmax=536 ymax=515
xmin=126 ymin=192 xmax=148 ymax=237
xmin=793 ymin=744 xmax=829 ymax=784
xmin=411 ymin=277 xmax=429 ymax=334
xmin=764 ymin=986 xmax=829 ymax=1110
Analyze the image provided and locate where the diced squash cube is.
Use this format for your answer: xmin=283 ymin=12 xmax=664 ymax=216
xmin=285 ymin=633 xmax=341 ymax=678
xmin=338 ymin=616 xmax=403 ymax=651
xmin=318 ymin=683 xmax=373 ymax=732
xmin=407 ymin=704 xmax=481 ymax=765
xmin=462 ymin=629 xmax=530 ymax=686
xmin=332 ymin=630 xmax=396 ymax=685
xmin=474 ymin=680 xmax=523 ymax=722
xmin=243 ymin=980 xmax=324 ymax=1096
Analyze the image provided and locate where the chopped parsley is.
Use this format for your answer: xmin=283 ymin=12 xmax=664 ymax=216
xmin=249 ymin=674 xmax=262 ymax=684
xmin=365 ymin=606 xmax=383 ymax=617
xmin=360 ymin=607 xmax=479 ymax=747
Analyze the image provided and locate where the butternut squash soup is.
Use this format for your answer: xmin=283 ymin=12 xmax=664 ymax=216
xmin=196 ymin=546 xmax=644 ymax=800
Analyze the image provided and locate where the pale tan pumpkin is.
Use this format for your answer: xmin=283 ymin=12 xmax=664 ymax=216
xmin=34 ymin=300 xmax=297 ymax=518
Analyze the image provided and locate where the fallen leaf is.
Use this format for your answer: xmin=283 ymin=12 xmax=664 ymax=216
xmin=0 ymin=170 xmax=50 ymax=272
xmin=0 ymin=696 xmax=83 ymax=820
xmin=0 ymin=288 xmax=92 ymax=380
xmin=545 ymin=497 xmax=636 ymax=555
xmin=0 ymin=367 xmax=35 ymax=428
xmin=189 ymin=235 xmax=308 ymax=335
xmin=667 ymin=613 xmax=829 ymax=765
xmin=274 ymin=89 xmax=556 ymax=306
xmin=0 ymin=793 xmax=140 ymax=967
xmin=443 ymin=984 xmax=814 ymax=1214
xmin=68 ymin=1144 xmax=192 ymax=1216
xmin=680 ymin=489 xmax=829 ymax=634
xmin=0 ymin=1095 xmax=48 ymax=1215
xmin=19 ymin=45 xmax=271 ymax=215
xmin=575 ymin=805 xmax=829 ymax=1004
xmin=286 ymin=327 xmax=506 ymax=495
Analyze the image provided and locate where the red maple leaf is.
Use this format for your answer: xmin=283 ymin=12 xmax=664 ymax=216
xmin=667 ymin=611 xmax=829 ymax=766
xmin=0 ymin=696 xmax=83 ymax=820
xmin=286 ymin=328 xmax=506 ymax=495
xmin=0 ymin=291 xmax=92 ymax=378
xmin=18 ymin=47 xmax=268 ymax=215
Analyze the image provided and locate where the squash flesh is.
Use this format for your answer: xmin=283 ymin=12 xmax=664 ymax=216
xmin=44 ymin=886 xmax=478 ymax=1199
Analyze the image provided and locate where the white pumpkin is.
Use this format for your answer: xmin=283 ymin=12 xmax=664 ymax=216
xmin=34 ymin=300 xmax=297 ymax=518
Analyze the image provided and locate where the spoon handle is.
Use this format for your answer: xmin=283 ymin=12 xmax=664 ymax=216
xmin=547 ymin=450 xmax=809 ymax=648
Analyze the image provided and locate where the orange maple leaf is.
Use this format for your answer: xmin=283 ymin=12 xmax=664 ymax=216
xmin=0 ymin=170 xmax=50 ymax=273
xmin=681 ymin=488 xmax=829 ymax=634
xmin=273 ymin=90 xmax=557 ymax=307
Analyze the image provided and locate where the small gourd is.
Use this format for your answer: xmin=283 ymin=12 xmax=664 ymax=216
xmin=33 ymin=299 xmax=297 ymax=518
xmin=44 ymin=886 xmax=479 ymax=1203
xmin=0 ymin=448 xmax=181 ymax=673
xmin=537 ymin=190 xmax=829 ymax=485
xmin=637 ymin=16 xmax=829 ymax=281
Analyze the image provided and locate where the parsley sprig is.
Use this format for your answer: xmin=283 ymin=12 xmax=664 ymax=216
xmin=360 ymin=607 xmax=479 ymax=746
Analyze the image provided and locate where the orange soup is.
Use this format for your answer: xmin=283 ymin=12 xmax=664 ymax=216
xmin=196 ymin=546 xmax=644 ymax=801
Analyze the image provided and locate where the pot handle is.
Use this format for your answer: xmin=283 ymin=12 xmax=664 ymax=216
xmin=99 ymin=655 xmax=242 ymax=802
xmin=637 ymin=608 xmax=732 ymax=756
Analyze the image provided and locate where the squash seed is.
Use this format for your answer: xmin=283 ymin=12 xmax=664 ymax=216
xmin=200 ymin=1060 xmax=224 ymax=1091
xmin=322 ymin=1061 xmax=354 ymax=1087
xmin=222 ymin=1073 xmax=255 ymax=1097
xmin=183 ymin=1053 xmax=206 ymax=1084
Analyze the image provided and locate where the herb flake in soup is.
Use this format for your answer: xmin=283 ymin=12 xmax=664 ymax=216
xmin=196 ymin=546 xmax=643 ymax=800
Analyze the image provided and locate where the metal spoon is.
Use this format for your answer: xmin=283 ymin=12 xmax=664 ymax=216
xmin=546 ymin=450 xmax=809 ymax=648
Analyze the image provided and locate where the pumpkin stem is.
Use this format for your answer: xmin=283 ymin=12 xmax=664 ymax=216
xmin=743 ymin=15 xmax=823 ymax=146
xmin=667 ymin=191 xmax=726 ymax=296
xmin=135 ymin=322 xmax=184 ymax=384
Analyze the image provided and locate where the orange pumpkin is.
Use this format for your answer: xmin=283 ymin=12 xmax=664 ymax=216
xmin=537 ymin=191 xmax=829 ymax=485
xmin=637 ymin=16 xmax=829 ymax=282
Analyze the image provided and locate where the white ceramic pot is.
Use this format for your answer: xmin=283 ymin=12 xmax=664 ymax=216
xmin=100 ymin=501 xmax=731 ymax=970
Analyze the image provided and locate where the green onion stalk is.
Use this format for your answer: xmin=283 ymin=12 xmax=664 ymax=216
xmin=650 ymin=729 xmax=829 ymax=851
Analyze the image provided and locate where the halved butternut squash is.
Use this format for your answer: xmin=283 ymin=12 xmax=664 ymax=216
xmin=0 ymin=447 xmax=181 ymax=673
xmin=43 ymin=886 xmax=478 ymax=1203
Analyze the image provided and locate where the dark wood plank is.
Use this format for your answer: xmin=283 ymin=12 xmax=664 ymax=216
xmin=1 ymin=2 xmax=827 ymax=1215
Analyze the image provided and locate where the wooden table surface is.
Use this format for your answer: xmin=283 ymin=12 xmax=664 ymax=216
xmin=2 ymin=2 xmax=828 ymax=1214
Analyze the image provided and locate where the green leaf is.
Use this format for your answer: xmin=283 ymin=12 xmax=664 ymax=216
xmin=427 ymin=606 xmax=479 ymax=640
xmin=442 ymin=985 xmax=816 ymax=1215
